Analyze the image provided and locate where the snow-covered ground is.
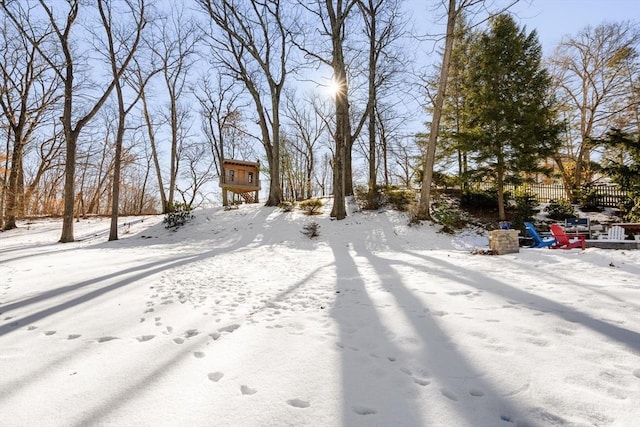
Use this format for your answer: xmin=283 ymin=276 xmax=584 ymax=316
xmin=1 ymin=200 xmax=639 ymax=427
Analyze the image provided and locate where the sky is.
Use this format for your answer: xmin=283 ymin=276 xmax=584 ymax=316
xmin=1 ymin=201 xmax=639 ymax=426
xmin=511 ymin=0 xmax=640 ymax=55
xmin=406 ymin=0 xmax=639 ymax=56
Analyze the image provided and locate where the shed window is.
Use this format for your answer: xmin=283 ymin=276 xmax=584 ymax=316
xmin=248 ymin=172 xmax=253 ymax=183
xmin=229 ymin=170 xmax=235 ymax=182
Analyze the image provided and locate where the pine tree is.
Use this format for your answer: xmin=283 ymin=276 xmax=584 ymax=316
xmin=596 ymin=129 xmax=640 ymax=221
xmin=458 ymin=14 xmax=562 ymax=220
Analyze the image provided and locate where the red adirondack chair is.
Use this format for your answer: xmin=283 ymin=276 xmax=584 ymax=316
xmin=550 ymin=224 xmax=586 ymax=250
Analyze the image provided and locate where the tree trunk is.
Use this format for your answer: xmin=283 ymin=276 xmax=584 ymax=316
xmin=3 ymin=134 xmax=23 ymax=230
xmin=417 ymin=0 xmax=456 ymax=220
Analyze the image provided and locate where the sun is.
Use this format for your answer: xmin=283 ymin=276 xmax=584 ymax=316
xmin=325 ymin=78 xmax=342 ymax=99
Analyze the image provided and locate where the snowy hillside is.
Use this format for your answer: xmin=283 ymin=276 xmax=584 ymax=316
xmin=1 ymin=201 xmax=639 ymax=427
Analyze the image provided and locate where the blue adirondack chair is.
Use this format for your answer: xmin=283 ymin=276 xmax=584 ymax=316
xmin=524 ymin=222 xmax=556 ymax=248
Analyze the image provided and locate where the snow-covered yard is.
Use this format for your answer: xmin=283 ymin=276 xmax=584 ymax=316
xmin=1 ymin=202 xmax=639 ymax=426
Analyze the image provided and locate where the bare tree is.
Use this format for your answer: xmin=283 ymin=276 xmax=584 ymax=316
xmin=2 ymin=0 xmax=143 ymax=242
xmin=0 ymin=13 xmax=61 ymax=229
xmin=149 ymin=4 xmax=201 ymax=212
xmin=284 ymin=91 xmax=327 ymax=199
xmin=193 ymin=73 xmax=252 ymax=206
xmin=550 ymin=21 xmax=640 ymax=199
xmin=295 ymin=0 xmax=361 ymax=219
xmin=95 ymin=0 xmax=147 ymax=240
xmin=198 ymin=0 xmax=295 ymax=207
xmin=177 ymin=141 xmax=215 ymax=208
xmin=357 ymin=0 xmax=406 ymax=207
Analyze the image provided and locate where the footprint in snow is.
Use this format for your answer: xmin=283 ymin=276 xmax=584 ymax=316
xmin=27 ymin=325 xmax=38 ymax=331
xmin=352 ymin=406 xmax=377 ymax=415
xmin=44 ymin=330 xmax=56 ymax=336
xmin=413 ymin=378 xmax=431 ymax=386
xmin=67 ymin=334 xmax=81 ymax=340
xmin=218 ymin=324 xmax=240 ymax=333
xmin=173 ymin=337 xmax=185 ymax=344
xmin=633 ymin=368 xmax=640 ymax=379
xmin=469 ymin=388 xmax=485 ymax=397
xmin=184 ymin=329 xmax=199 ymax=338
xmin=241 ymin=385 xmax=257 ymax=395
xmin=440 ymin=388 xmax=458 ymax=401
xmin=194 ymin=351 xmax=205 ymax=358
xmin=136 ymin=335 xmax=155 ymax=342
xmin=97 ymin=336 xmax=118 ymax=343
xmin=208 ymin=372 xmax=224 ymax=382
xmin=287 ymin=398 xmax=309 ymax=408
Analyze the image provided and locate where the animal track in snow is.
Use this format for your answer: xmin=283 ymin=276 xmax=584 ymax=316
xmin=440 ymin=388 xmax=458 ymax=401
xmin=136 ymin=335 xmax=155 ymax=342
xmin=27 ymin=325 xmax=37 ymax=330
xmin=469 ymin=388 xmax=485 ymax=397
xmin=173 ymin=337 xmax=185 ymax=344
xmin=413 ymin=377 xmax=431 ymax=386
xmin=208 ymin=372 xmax=224 ymax=382
xmin=287 ymin=398 xmax=309 ymax=408
xmin=97 ymin=336 xmax=118 ymax=343
xmin=67 ymin=334 xmax=81 ymax=340
xmin=352 ymin=406 xmax=377 ymax=415
xmin=241 ymin=385 xmax=257 ymax=395
xmin=431 ymin=311 xmax=448 ymax=317
xmin=218 ymin=324 xmax=240 ymax=333
xmin=194 ymin=351 xmax=205 ymax=358
xmin=44 ymin=330 xmax=56 ymax=336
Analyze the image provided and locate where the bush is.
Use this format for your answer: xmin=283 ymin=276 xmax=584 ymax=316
xmin=461 ymin=188 xmax=500 ymax=210
xmin=279 ymin=201 xmax=294 ymax=212
xmin=355 ymin=185 xmax=414 ymax=211
xmin=544 ymin=198 xmax=576 ymax=220
xmin=623 ymin=195 xmax=640 ymax=222
xmin=387 ymin=188 xmax=415 ymax=211
xmin=511 ymin=188 xmax=538 ymax=230
xmin=354 ymin=185 xmax=385 ymax=210
xmin=578 ymin=186 xmax=603 ymax=212
xmin=163 ymin=202 xmax=193 ymax=229
xmin=299 ymin=198 xmax=323 ymax=215
xmin=431 ymin=198 xmax=466 ymax=233
xmin=301 ymin=221 xmax=320 ymax=238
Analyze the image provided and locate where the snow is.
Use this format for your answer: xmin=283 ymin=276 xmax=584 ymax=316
xmin=1 ymin=199 xmax=639 ymax=427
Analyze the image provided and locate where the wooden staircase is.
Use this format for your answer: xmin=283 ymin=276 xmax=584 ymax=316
xmin=240 ymin=192 xmax=256 ymax=204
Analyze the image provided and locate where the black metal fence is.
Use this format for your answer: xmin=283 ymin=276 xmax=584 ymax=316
xmin=472 ymin=182 xmax=628 ymax=207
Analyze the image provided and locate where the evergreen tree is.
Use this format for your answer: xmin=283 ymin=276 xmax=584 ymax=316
xmin=438 ymin=13 xmax=473 ymax=189
xmin=596 ymin=129 xmax=640 ymax=221
xmin=458 ymin=14 xmax=562 ymax=220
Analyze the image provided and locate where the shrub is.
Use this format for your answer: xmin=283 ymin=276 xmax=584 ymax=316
xmin=301 ymin=221 xmax=320 ymax=238
xmin=544 ymin=198 xmax=576 ymax=220
xmin=431 ymin=198 xmax=466 ymax=233
xmin=279 ymin=201 xmax=294 ymax=212
xmin=511 ymin=188 xmax=538 ymax=230
xmin=386 ymin=188 xmax=415 ymax=211
xmin=460 ymin=188 xmax=499 ymax=210
xmin=163 ymin=202 xmax=193 ymax=229
xmin=354 ymin=185 xmax=386 ymax=210
xmin=578 ymin=186 xmax=603 ymax=212
xmin=299 ymin=198 xmax=323 ymax=215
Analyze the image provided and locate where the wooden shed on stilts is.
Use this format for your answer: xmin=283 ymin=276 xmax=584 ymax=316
xmin=219 ymin=159 xmax=261 ymax=206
